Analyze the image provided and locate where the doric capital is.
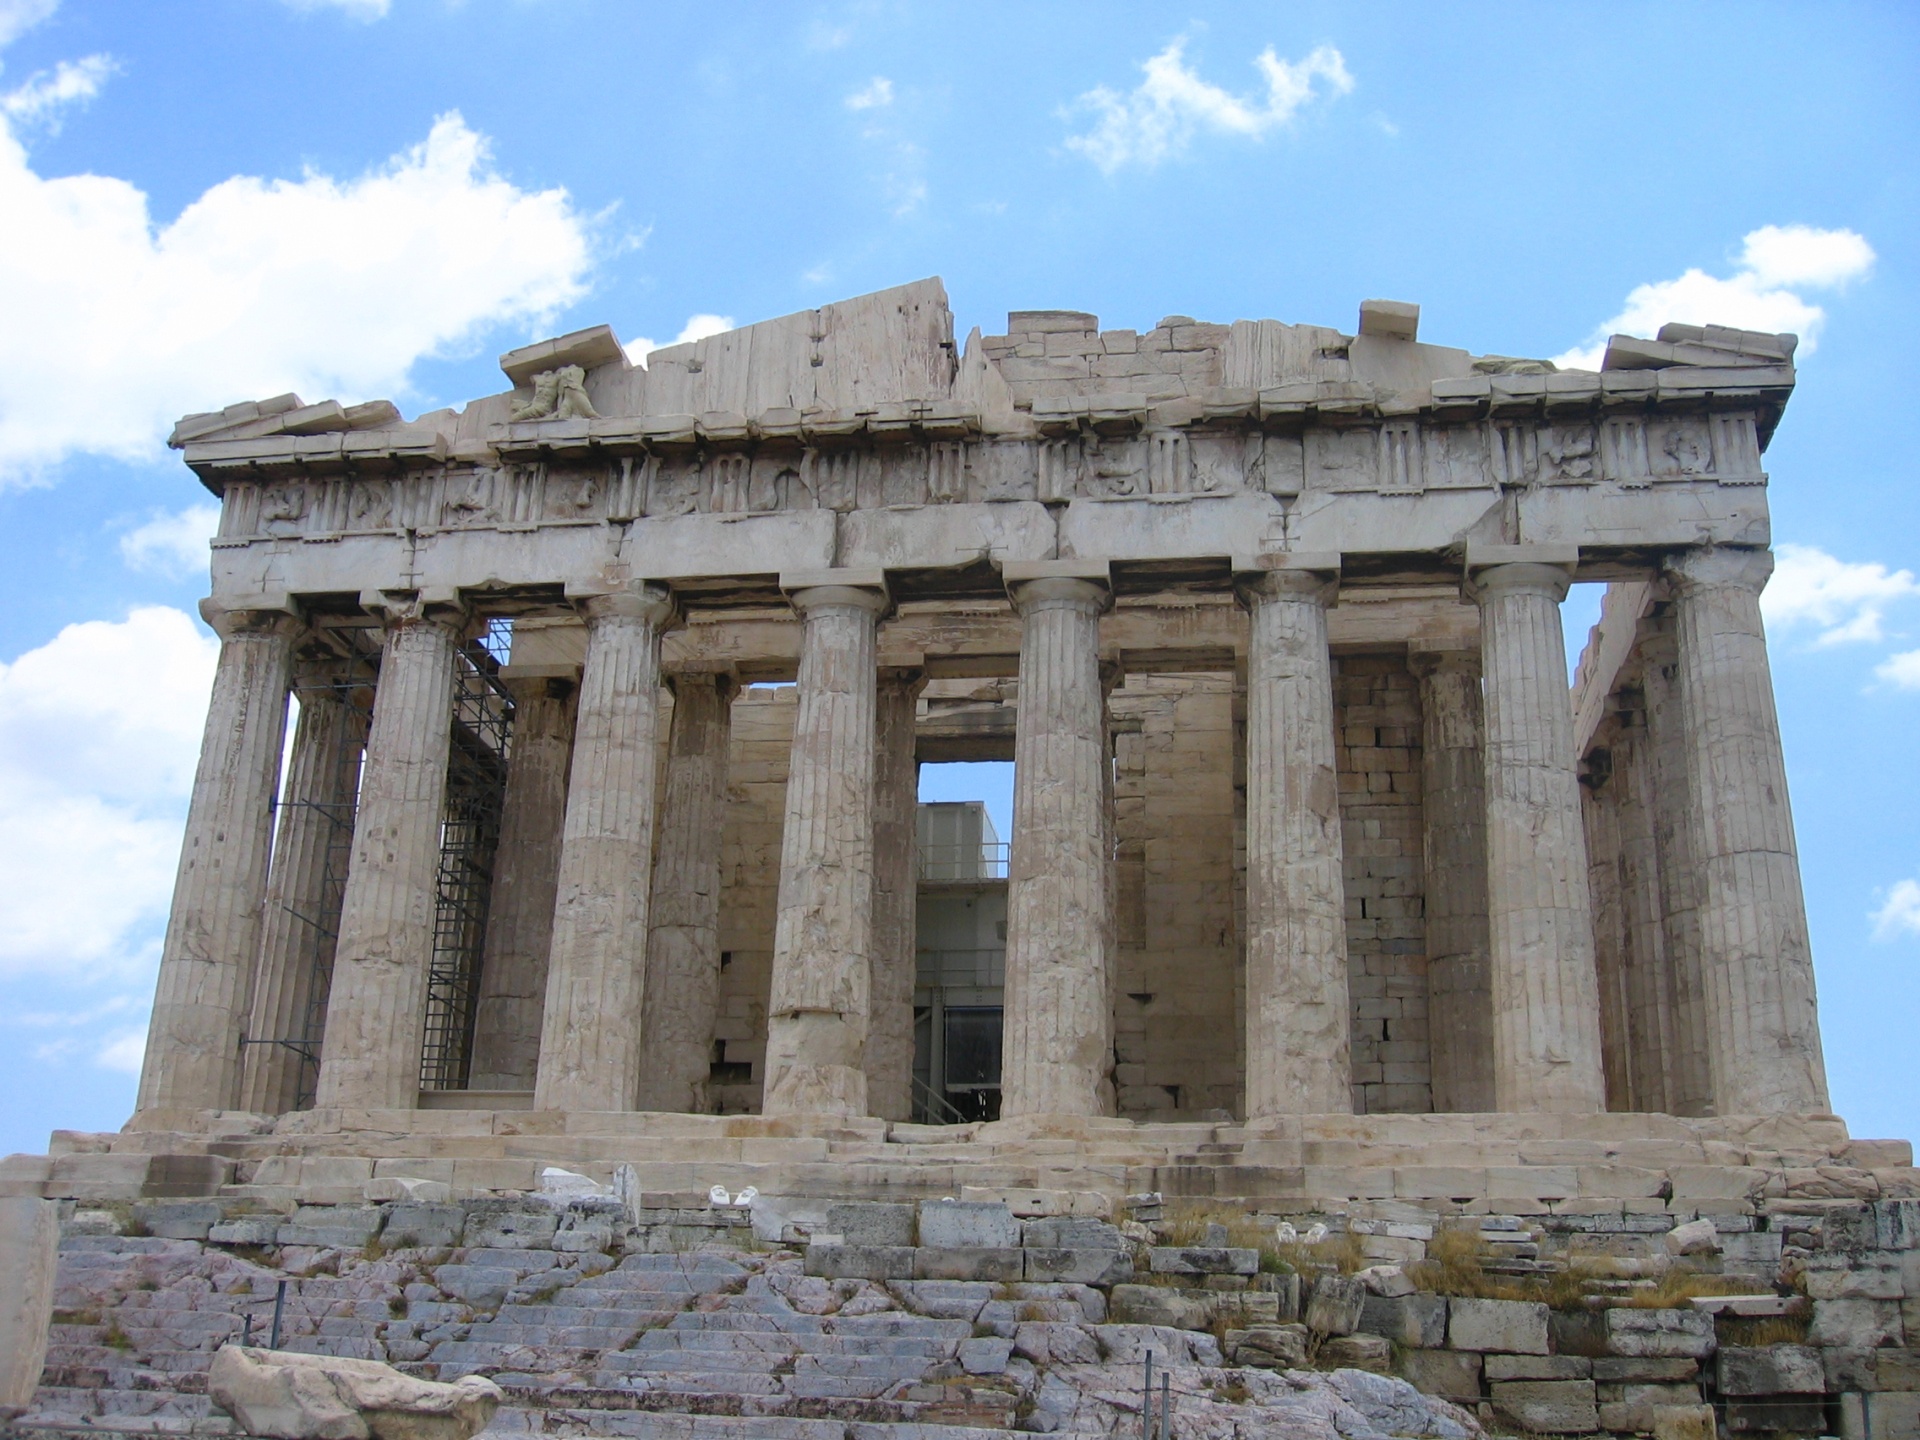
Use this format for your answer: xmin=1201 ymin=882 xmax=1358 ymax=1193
xmin=782 ymin=567 xmax=890 ymax=620
xmin=497 ymin=663 xmax=580 ymax=705
xmin=577 ymin=581 xmax=677 ymax=629
xmin=1469 ymin=561 xmax=1573 ymax=605
xmin=664 ymin=668 xmax=740 ymax=705
xmin=1407 ymin=645 xmax=1481 ymax=682
xmin=359 ymin=587 xmax=472 ymax=634
xmin=198 ymin=596 xmax=300 ymax=642
xmin=1664 ymin=545 xmax=1774 ymax=597
xmin=1234 ymin=553 xmax=1341 ymax=610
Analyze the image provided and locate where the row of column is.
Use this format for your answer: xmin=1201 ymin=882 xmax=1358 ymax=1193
xmin=134 ymin=544 xmax=1828 ymax=1124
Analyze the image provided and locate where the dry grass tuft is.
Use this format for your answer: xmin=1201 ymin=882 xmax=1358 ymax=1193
xmin=1718 ymin=1313 xmax=1810 ymax=1346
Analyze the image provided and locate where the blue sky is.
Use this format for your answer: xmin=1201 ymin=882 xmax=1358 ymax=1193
xmin=0 ymin=0 xmax=1915 ymax=1155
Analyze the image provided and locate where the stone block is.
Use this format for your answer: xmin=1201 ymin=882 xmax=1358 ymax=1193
xmin=463 ymin=1205 xmax=558 ymax=1250
xmin=1490 ymin=1378 xmax=1599 ymax=1433
xmin=1592 ymin=1356 xmax=1698 ymax=1383
xmin=1725 ymin=1395 xmax=1825 ymax=1434
xmin=1599 ymin=1385 xmax=1706 ymax=1434
xmin=1022 ymin=1247 xmax=1132 ymax=1285
xmin=208 ymin=1343 xmax=502 ymax=1440
xmin=804 ymin=1245 xmax=915 ymax=1281
xmin=383 ymin=1205 xmax=466 ymax=1249
xmin=133 ymin=1201 xmax=222 ymax=1240
xmin=1148 ymin=1245 xmax=1258 ymax=1276
xmin=1811 ymin=1298 xmax=1904 ymax=1348
xmin=1304 ymin=1274 xmax=1368 ymax=1336
xmin=364 ymin=1177 xmax=451 ymax=1204
xmin=1321 ymin=1332 xmax=1392 ymax=1371
xmin=1604 ymin=1306 xmax=1715 ymax=1358
xmin=917 ymin=1200 xmax=1018 ymax=1249
xmin=209 ymin=1216 xmax=282 ymax=1245
xmin=0 ymin=1197 xmax=58 ymax=1409
xmin=1875 ymin=1198 xmax=1920 ymax=1250
xmin=1227 ymin=1322 xmax=1310 ymax=1369
xmin=1864 ymin=1392 xmax=1920 ymax=1440
xmin=1010 ymin=1321 xmax=1100 ymax=1366
xmin=279 ymin=1206 xmax=383 ymax=1248
xmin=1109 ymin=1284 xmax=1212 ymax=1330
xmin=1450 ymin=1297 xmax=1550 ymax=1354
xmin=1487 ymin=1355 xmax=1592 ymax=1381
xmin=1717 ymin=1344 xmax=1823 ymax=1395
xmin=431 ymin=1265 xmax=517 ymax=1310
xmin=957 ymin=1335 xmax=1013 ymax=1374
xmin=1020 ymin=1216 xmax=1125 ymax=1250
xmin=1359 ymin=1293 xmax=1447 ymax=1348
xmin=912 ymin=1247 xmax=1022 ymax=1282
xmin=827 ymin=1202 xmax=916 ymax=1248
xmin=1399 ymin=1348 xmax=1482 ymax=1401
xmin=889 ymin=1280 xmax=993 ymax=1321
xmin=1649 ymin=1404 xmax=1716 ymax=1440
xmin=1808 ymin=1261 xmax=1905 ymax=1300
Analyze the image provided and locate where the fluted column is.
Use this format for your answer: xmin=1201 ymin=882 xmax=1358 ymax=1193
xmin=467 ymin=670 xmax=577 ymax=1091
xmin=239 ymin=663 xmax=369 ymax=1114
xmin=534 ymin=586 xmax=676 ymax=1113
xmin=1237 ymin=562 xmax=1349 ymax=1117
xmin=864 ymin=667 xmax=925 ymax=1122
xmin=1582 ymin=757 xmax=1633 ymax=1110
xmin=1614 ymin=711 xmax=1678 ymax=1113
xmin=1665 ymin=547 xmax=1828 ymax=1113
xmin=636 ymin=671 xmax=737 ymax=1113
xmin=1411 ymin=649 xmax=1495 ymax=1113
xmin=314 ymin=599 xmax=466 ymax=1111
xmin=1640 ymin=618 xmax=1714 ymax=1115
xmin=1471 ymin=552 xmax=1607 ymax=1113
xmin=135 ymin=604 xmax=296 ymax=1118
xmin=762 ymin=576 xmax=889 ymax=1117
xmin=1002 ymin=566 xmax=1113 ymax=1119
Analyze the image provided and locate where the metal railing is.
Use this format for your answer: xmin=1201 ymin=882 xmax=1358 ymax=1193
xmin=915 ymin=948 xmax=1006 ymax=989
xmin=910 ymin=1073 xmax=970 ymax=1126
xmin=918 ymin=841 xmax=1009 ymax=881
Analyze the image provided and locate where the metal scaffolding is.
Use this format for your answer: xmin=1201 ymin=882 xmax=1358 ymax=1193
xmin=419 ymin=621 xmax=516 ymax=1090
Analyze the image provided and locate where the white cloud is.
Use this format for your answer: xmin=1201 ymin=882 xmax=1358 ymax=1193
xmin=119 ymin=503 xmax=220 ymax=578
xmin=95 ymin=1027 xmax=147 ymax=1073
xmin=0 ymin=108 xmax=594 ymax=481
xmin=1872 ymin=879 xmax=1920 ymax=942
xmin=0 ymin=0 xmax=59 ymax=49
xmin=1064 ymin=37 xmax=1354 ymax=173
xmin=625 ymin=313 xmax=735 ymax=366
xmin=0 ymin=607 xmax=218 ymax=980
xmin=1875 ymin=650 xmax=1920 ymax=691
xmin=1761 ymin=543 xmax=1920 ymax=648
xmin=845 ymin=77 xmax=892 ymax=110
xmin=1553 ymin=224 xmax=1875 ymax=371
xmin=280 ymin=0 xmax=390 ymax=18
xmin=1 ymin=52 xmax=113 ymax=132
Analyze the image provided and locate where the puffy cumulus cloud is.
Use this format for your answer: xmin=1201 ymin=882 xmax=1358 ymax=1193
xmin=1064 ymin=38 xmax=1353 ymax=173
xmin=1872 ymin=879 xmax=1920 ymax=942
xmin=0 ymin=607 xmax=217 ymax=981
xmin=1762 ymin=543 xmax=1920 ymax=648
xmin=119 ymin=503 xmax=220 ymax=579
xmin=1554 ymin=224 xmax=1874 ymax=371
xmin=845 ymin=77 xmax=892 ymax=111
xmin=0 ymin=0 xmax=59 ymax=49
xmin=1875 ymin=650 xmax=1920 ymax=691
xmin=624 ymin=313 xmax=736 ymax=366
xmin=1 ymin=52 xmax=113 ymax=132
xmin=0 ymin=108 xmax=594 ymax=481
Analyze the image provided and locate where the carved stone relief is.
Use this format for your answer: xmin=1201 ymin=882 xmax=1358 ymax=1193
xmin=1651 ymin=420 xmax=1712 ymax=479
xmin=509 ymin=365 xmax=598 ymax=423
xmin=1538 ymin=425 xmax=1597 ymax=485
xmin=543 ymin=470 xmax=602 ymax=521
xmin=1307 ymin=429 xmax=1377 ymax=492
xmin=259 ymin=483 xmax=309 ymax=535
xmin=347 ymin=480 xmax=395 ymax=531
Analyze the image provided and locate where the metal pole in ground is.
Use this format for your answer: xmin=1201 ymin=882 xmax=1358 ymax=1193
xmin=1142 ymin=1350 xmax=1153 ymax=1440
xmin=1161 ymin=1371 xmax=1171 ymax=1439
xmin=269 ymin=1280 xmax=287 ymax=1349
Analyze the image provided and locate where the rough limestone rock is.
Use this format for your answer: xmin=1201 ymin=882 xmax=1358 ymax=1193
xmin=208 ymin=1344 xmax=503 ymax=1440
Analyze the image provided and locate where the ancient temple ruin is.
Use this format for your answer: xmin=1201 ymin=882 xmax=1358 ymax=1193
xmin=16 ymin=276 xmax=1893 ymax=1204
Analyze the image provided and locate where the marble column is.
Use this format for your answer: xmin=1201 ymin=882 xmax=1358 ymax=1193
xmin=1471 ymin=554 xmax=1607 ymax=1113
xmin=762 ymin=577 xmax=888 ymax=1117
xmin=1237 ymin=563 xmax=1350 ymax=1117
xmin=1002 ymin=566 xmax=1113 ymax=1119
xmin=1640 ymin=617 xmax=1715 ymax=1116
xmin=314 ymin=600 xmax=466 ymax=1110
xmin=1581 ymin=757 xmax=1633 ymax=1110
xmin=534 ymin=586 xmax=676 ymax=1113
xmin=135 ymin=605 xmax=296 ymax=1118
xmin=238 ymin=664 xmax=368 ymax=1115
xmin=1614 ymin=710 xmax=1678 ymax=1113
xmin=1666 ymin=547 xmax=1828 ymax=1113
xmin=1411 ymin=649 xmax=1495 ymax=1113
xmin=466 ymin=670 xmax=577 ymax=1092
xmin=635 ymin=671 xmax=737 ymax=1114
xmin=864 ymin=667 xmax=924 ymax=1122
